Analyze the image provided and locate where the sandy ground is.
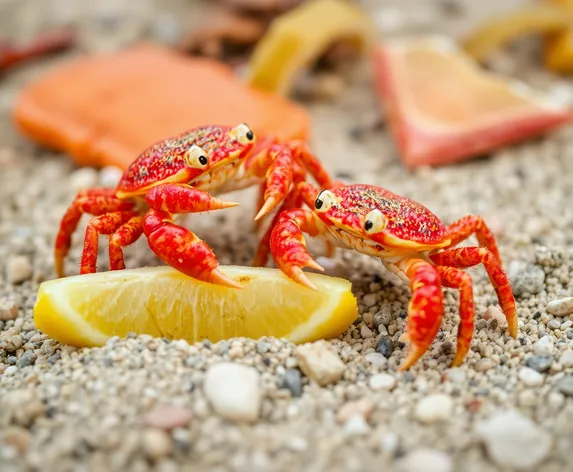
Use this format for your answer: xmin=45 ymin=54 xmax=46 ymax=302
xmin=1 ymin=0 xmax=573 ymax=471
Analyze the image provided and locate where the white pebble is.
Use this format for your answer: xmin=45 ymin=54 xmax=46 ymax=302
xmin=475 ymin=410 xmax=552 ymax=470
xmin=99 ymin=166 xmax=124 ymax=188
xmin=142 ymin=428 xmax=172 ymax=459
xmin=369 ymin=373 xmax=396 ymax=391
xmin=296 ymin=341 xmax=345 ymax=386
xmin=70 ymin=168 xmax=99 ymax=192
xmin=518 ymin=367 xmax=544 ymax=387
xmin=484 ymin=305 xmax=507 ymax=328
xmin=0 ymin=298 xmax=18 ymax=321
xmin=559 ymin=350 xmax=573 ymax=368
xmin=343 ymin=414 xmax=370 ymax=436
xmin=414 ymin=394 xmax=453 ymax=424
xmin=363 ymin=293 xmax=377 ymax=308
xmin=6 ymin=256 xmax=32 ymax=284
xmin=547 ymin=297 xmax=573 ymax=316
xmin=396 ymin=448 xmax=453 ymax=472
xmin=533 ymin=336 xmax=554 ymax=356
xmin=379 ymin=432 xmax=400 ymax=455
xmin=360 ymin=325 xmax=373 ymax=338
xmin=203 ymin=362 xmax=261 ymax=422
xmin=365 ymin=352 xmax=387 ymax=368
xmin=4 ymin=366 xmax=18 ymax=376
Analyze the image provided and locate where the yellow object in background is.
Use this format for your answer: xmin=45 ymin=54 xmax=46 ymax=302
xmin=543 ymin=0 xmax=573 ymax=74
xmin=245 ymin=0 xmax=375 ymax=95
xmin=33 ymin=266 xmax=358 ymax=348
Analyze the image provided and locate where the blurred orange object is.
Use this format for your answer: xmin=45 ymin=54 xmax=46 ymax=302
xmin=543 ymin=0 xmax=573 ymax=74
xmin=13 ymin=43 xmax=310 ymax=170
xmin=373 ymin=37 xmax=573 ymax=168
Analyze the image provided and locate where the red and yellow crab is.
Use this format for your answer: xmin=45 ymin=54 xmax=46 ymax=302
xmin=54 ymin=124 xmax=334 ymax=288
xmin=269 ymin=182 xmax=517 ymax=370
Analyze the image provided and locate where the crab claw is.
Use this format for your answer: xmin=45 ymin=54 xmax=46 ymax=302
xmin=269 ymin=208 xmax=324 ymax=290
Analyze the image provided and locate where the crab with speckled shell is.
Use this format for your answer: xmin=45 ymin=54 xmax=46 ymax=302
xmin=269 ymin=182 xmax=518 ymax=370
xmin=54 ymin=124 xmax=336 ymax=287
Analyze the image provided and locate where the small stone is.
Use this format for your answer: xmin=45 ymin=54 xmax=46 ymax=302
xmin=296 ymin=341 xmax=345 ymax=386
xmin=533 ymin=336 xmax=554 ymax=356
xmin=518 ymin=367 xmax=544 ymax=387
xmin=2 ymin=427 xmax=30 ymax=453
xmin=99 ymin=166 xmax=123 ymax=188
xmin=413 ymin=394 xmax=453 ymax=424
xmin=511 ymin=264 xmax=545 ymax=296
xmin=363 ymin=293 xmax=377 ymax=307
xmin=228 ymin=345 xmax=244 ymax=359
xmin=281 ymin=369 xmax=303 ymax=398
xmin=360 ymin=325 xmax=373 ymax=338
xmin=18 ymin=350 xmax=36 ymax=368
xmin=558 ymin=350 xmax=573 ymax=368
xmin=336 ymin=398 xmax=374 ymax=423
xmin=396 ymin=448 xmax=453 ymax=472
xmin=70 ymin=167 xmax=99 ymax=192
xmin=203 ymin=362 xmax=261 ymax=422
xmin=475 ymin=410 xmax=552 ymax=469
xmin=0 ymin=298 xmax=18 ymax=321
xmin=556 ymin=376 xmax=573 ymax=396
xmin=375 ymin=336 xmax=394 ymax=357
xmin=1 ymin=335 xmax=23 ymax=352
xmin=474 ymin=358 xmax=494 ymax=372
xmin=483 ymin=306 xmax=507 ymax=328
xmin=547 ymin=297 xmax=573 ymax=316
xmin=4 ymin=365 xmax=18 ymax=376
xmin=143 ymin=405 xmax=193 ymax=430
xmin=379 ymin=432 xmax=400 ymax=455
xmin=525 ymin=355 xmax=552 ymax=373
xmin=256 ymin=341 xmax=270 ymax=354
xmin=364 ymin=352 xmax=387 ymax=368
xmin=443 ymin=369 xmax=465 ymax=384
xmin=343 ymin=414 xmax=370 ymax=436
xmin=6 ymin=256 xmax=32 ymax=284
xmin=369 ymin=373 xmax=396 ymax=391
xmin=142 ymin=428 xmax=173 ymax=460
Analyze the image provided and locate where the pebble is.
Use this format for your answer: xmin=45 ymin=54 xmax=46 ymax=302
xmin=396 ymin=448 xmax=453 ymax=472
xmin=70 ymin=167 xmax=99 ymax=192
xmin=143 ymin=405 xmax=193 ymax=430
xmin=360 ymin=325 xmax=373 ymax=338
xmin=475 ymin=410 xmax=552 ymax=470
xmin=558 ymin=349 xmax=573 ymax=368
xmin=511 ymin=264 xmax=545 ymax=296
xmin=556 ymin=376 xmax=573 ymax=396
xmin=474 ymin=358 xmax=494 ymax=372
xmin=296 ymin=341 xmax=345 ymax=386
xmin=142 ymin=429 xmax=173 ymax=460
xmin=336 ymin=398 xmax=374 ymax=423
xmin=203 ymin=363 xmax=261 ymax=422
xmin=375 ymin=336 xmax=394 ymax=357
xmin=6 ymin=256 xmax=32 ymax=284
xmin=18 ymin=350 xmax=36 ymax=368
xmin=0 ymin=297 xmax=18 ymax=320
xmin=281 ymin=369 xmax=303 ymax=398
xmin=363 ymin=293 xmax=377 ymax=308
xmin=547 ymin=319 xmax=561 ymax=330
xmin=518 ymin=367 xmax=544 ymax=387
xmin=533 ymin=336 xmax=554 ymax=356
xmin=343 ymin=414 xmax=370 ymax=436
xmin=413 ymin=394 xmax=453 ymax=424
xmin=525 ymin=355 xmax=552 ymax=373
xmin=364 ymin=352 xmax=387 ymax=368
xmin=4 ymin=365 xmax=18 ymax=376
xmin=368 ymin=373 xmax=397 ymax=391
xmin=99 ymin=166 xmax=123 ymax=188
xmin=546 ymin=297 xmax=573 ymax=316
xmin=483 ymin=306 xmax=507 ymax=328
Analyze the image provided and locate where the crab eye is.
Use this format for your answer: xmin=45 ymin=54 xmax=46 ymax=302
xmin=364 ymin=209 xmax=387 ymax=234
xmin=314 ymin=190 xmax=336 ymax=213
xmin=184 ymin=144 xmax=209 ymax=169
xmin=229 ymin=123 xmax=255 ymax=144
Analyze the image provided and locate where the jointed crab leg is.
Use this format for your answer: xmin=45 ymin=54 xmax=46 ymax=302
xmin=436 ymin=266 xmax=475 ymax=367
xmin=430 ymin=247 xmax=517 ymax=337
xmin=398 ymin=258 xmax=444 ymax=371
xmin=108 ymin=216 xmax=144 ymax=270
xmin=143 ymin=184 xmax=241 ymax=288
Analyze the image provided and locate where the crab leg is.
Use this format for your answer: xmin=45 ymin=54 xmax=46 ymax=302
xmin=398 ymin=258 xmax=444 ymax=371
xmin=108 ymin=216 xmax=145 ymax=270
xmin=443 ymin=215 xmax=502 ymax=266
xmin=80 ymin=211 xmax=140 ymax=274
xmin=430 ymin=247 xmax=517 ymax=338
xmin=54 ymin=188 xmax=136 ymax=277
xmin=435 ymin=266 xmax=475 ymax=367
xmin=269 ymin=208 xmax=325 ymax=290
xmin=143 ymin=183 xmax=241 ymax=288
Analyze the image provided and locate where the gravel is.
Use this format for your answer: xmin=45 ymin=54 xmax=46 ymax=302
xmin=1 ymin=0 xmax=573 ymax=471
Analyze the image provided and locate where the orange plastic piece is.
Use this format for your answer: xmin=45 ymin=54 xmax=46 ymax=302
xmin=543 ymin=0 xmax=573 ymax=74
xmin=372 ymin=37 xmax=573 ymax=168
xmin=13 ymin=43 xmax=310 ymax=170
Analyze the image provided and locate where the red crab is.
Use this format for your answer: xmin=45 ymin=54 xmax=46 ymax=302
xmin=54 ymin=123 xmax=334 ymax=288
xmin=269 ymin=182 xmax=517 ymax=370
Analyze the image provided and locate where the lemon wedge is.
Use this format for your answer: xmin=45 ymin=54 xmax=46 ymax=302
xmin=33 ymin=266 xmax=358 ymax=348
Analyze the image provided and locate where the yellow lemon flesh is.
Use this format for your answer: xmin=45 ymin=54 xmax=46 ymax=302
xmin=33 ymin=265 xmax=358 ymax=348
